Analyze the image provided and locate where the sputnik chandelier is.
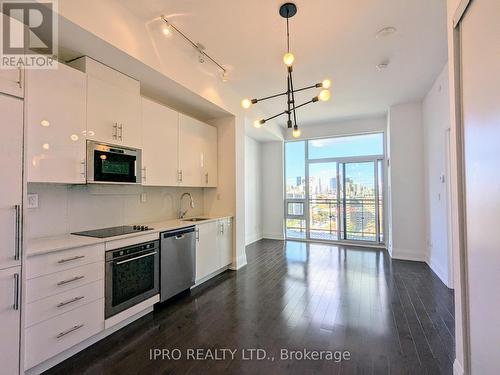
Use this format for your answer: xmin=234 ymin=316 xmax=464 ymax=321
xmin=241 ymin=2 xmax=331 ymax=138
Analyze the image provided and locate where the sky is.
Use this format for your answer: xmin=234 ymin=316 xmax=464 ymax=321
xmin=285 ymin=133 xmax=384 ymax=182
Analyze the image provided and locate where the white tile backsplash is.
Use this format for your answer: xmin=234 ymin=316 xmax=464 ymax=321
xmin=27 ymin=183 xmax=205 ymax=238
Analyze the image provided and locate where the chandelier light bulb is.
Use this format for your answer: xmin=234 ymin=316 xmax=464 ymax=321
xmin=162 ymin=25 xmax=172 ymax=36
xmin=319 ymin=89 xmax=331 ymax=102
xmin=322 ymin=79 xmax=332 ymax=89
xmin=283 ymin=52 xmax=295 ymax=67
xmin=292 ymin=126 xmax=301 ymax=138
xmin=241 ymin=98 xmax=252 ymax=109
xmin=254 ymin=120 xmax=265 ymax=128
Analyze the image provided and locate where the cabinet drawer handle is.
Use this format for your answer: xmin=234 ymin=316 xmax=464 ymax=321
xmin=57 ymin=296 xmax=85 ymax=308
xmin=58 ymin=255 xmax=85 ymax=264
xmin=14 ymin=204 xmax=21 ymax=261
xmin=56 ymin=324 xmax=85 ymax=339
xmin=57 ymin=275 xmax=84 ymax=286
xmin=13 ymin=273 xmax=20 ymax=310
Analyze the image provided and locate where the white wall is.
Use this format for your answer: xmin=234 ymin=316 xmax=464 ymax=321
xmin=387 ymin=102 xmax=427 ymax=261
xmin=261 ymin=142 xmax=284 ymax=240
xmin=244 ymin=137 xmax=263 ymax=245
xmin=284 ymin=115 xmax=386 ymax=140
xmin=423 ymin=63 xmax=452 ymax=287
xmin=26 ymin=184 xmax=204 ymax=239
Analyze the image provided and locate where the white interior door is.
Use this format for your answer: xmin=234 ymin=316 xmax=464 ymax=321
xmin=460 ymin=0 xmax=500 ymax=373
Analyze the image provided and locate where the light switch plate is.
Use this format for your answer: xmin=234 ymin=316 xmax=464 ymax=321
xmin=27 ymin=194 xmax=38 ymax=209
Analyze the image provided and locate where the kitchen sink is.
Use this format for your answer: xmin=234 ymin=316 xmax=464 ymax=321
xmin=182 ymin=217 xmax=209 ymax=222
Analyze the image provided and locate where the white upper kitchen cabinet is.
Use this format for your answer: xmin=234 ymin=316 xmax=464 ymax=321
xmin=0 ymin=67 xmax=23 ymax=98
xmin=195 ymin=222 xmax=219 ymax=281
xmin=200 ymin=123 xmax=218 ymax=187
xmin=178 ymin=114 xmax=218 ymax=187
xmin=26 ymin=63 xmax=87 ymax=184
xmin=178 ymin=114 xmax=203 ymax=186
xmin=0 ymin=266 xmax=21 ymax=375
xmin=217 ymin=218 xmax=232 ymax=268
xmin=141 ymin=98 xmax=179 ymax=186
xmin=69 ymin=57 xmax=141 ymax=149
xmin=0 ymin=94 xmax=23 ymax=270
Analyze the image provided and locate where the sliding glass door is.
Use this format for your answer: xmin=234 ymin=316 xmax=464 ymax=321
xmin=285 ymin=133 xmax=385 ymax=244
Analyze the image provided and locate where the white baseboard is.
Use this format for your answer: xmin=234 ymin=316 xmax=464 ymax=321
xmin=245 ymin=233 xmax=263 ymax=246
xmin=262 ymin=232 xmax=284 ymax=240
xmin=453 ymin=359 xmax=464 ymax=375
xmin=428 ymin=257 xmax=452 ymax=288
xmin=390 ymin=248 xmax=428 ymax=262
xmin=229 ymin=254 xmax=247 ymax=270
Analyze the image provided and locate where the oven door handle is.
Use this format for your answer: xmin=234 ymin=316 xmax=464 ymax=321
xmin=115 ymin=251 xmax=157 ymax=265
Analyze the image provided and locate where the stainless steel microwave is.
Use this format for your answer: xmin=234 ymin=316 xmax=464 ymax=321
xmin=87 ymin=141 xmax=142 ymax=184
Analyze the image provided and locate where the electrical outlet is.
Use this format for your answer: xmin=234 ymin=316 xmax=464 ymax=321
xmin=140 ymin=193 xmax=147 ymax=203
xmin=27 ymin=194 xmax=38 ymax=209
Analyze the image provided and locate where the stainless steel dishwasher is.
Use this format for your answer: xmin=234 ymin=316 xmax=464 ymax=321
xmin=160 ymin=226 xmax=196 ymax=302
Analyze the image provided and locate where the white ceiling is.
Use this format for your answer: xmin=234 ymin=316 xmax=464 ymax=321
xmin=120 ymin=0 xmax=448 ymax=128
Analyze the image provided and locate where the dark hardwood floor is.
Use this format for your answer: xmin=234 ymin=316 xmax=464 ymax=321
xmin=45 ymin=239 xmax=455 ymax=375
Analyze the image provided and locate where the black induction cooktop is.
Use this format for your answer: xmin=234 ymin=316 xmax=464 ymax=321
xmin=72 ymin=225 xmax=154 ymax=238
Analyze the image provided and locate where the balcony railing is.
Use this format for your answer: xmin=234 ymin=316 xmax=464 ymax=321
xmin=286 ymin=197 xmax=383 ymax=242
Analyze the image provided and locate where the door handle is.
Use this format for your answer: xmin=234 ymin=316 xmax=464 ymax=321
xmin=175 ymin=234 xmax=185 ymax=240
xmin=17 ymin=66 xmax=22 ymax=88
xmin=13 ymin=273 xmax=20 ymax=310
xmin=116 ymin=251 xmax=157 ymax=265
xmin=14 ymin=204 xmax=21 ymax=261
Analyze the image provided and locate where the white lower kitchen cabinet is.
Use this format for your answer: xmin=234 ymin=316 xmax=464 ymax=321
xmin=196 ymin=218 xmax=233 ymax=282
xmin=195 ymin=221 xmax=219 ymax=281
xmin=141 ymin=97 xmax=179 ymax=186
xmin=0 ymin=266 xmax=21 ymax=375
xmin=0 ymin=66 xmax=23 ymax=98
xmin=25 ymin=298 xmax=104 ymax=369
xmin=26 ymin=63 xmax=87 ymax=184
xmin=218 ymin=218 xmax=233 ymax=267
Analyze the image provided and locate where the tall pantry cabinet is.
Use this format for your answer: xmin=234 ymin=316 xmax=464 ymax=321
xmin=0 ymin=73 xmax=24 ymax=374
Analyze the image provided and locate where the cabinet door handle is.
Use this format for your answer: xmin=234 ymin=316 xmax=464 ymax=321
xmin=13 ymin=273 xmax=20 ymax=310
xmin=57 ymin=255 xmax=85 ymax=264
xmin=221 ymin=223 xmax=224 ymax=235
xmin=80 ymin=159 xmax=86 ymax=178
xmin=57 ymin=275 xmax=84 ymax=286
xmin=141 ymin=166 xmax=147 ymax=182
xmin=56 ymin=324 xmax=85 ymax=339
xmin=14 ymin=204 xmax=21 ymax=261
xmin=195 ymin=228 xmax=199 ymax=241
xmin=57 ymin=296 xmax=85 ymax=308
xmin=118 ymin=124 xmax=123 ymax=141
xmin=178 ymin=170 xmax=183 ymax=183
xmin=205 ymin=173 xmax=209 ymax=184
xmin=17 ymin=66 xmax=22 ymax=88
xmin=112 ymin=123 xmax=118 ymax=139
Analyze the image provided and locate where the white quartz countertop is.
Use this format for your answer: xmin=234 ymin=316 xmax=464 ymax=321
xmin=26 ymin=215 xmax=232 ymax=257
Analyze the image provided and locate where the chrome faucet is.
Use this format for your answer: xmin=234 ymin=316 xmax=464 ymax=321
xmin=179 ymin=192 xmax=194 ymax=219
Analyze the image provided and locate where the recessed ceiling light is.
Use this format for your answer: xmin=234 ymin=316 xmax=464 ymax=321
xmin=376 ymin=26 xmax=397 ymax=38
xmin=376 ymin=62 xmax=389 ymax=71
